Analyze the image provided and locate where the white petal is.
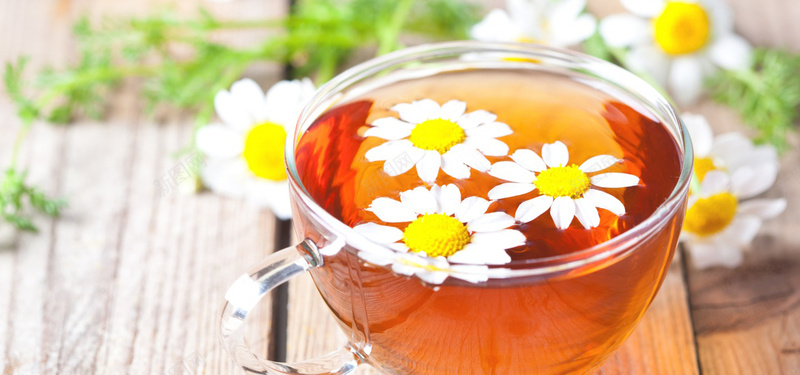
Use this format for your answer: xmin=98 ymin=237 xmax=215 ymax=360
xmin=358 ymin=248 xmax=396 ymax=267
xmin=436 ymin=184 xmax=462 ymax=215
xmin=469 ymin=9 xmax=519 ymax=42
xmin=620 ymin=0 xmax=664 ymax=16
xmin=400 ymin=186 xmax=438 ymax=216
xmin=439 ymin=100 xmax=467 ymax=121
xmin=730 ymin=164 xmax=778 ymax=199
xmin=456 ymin=110 xmax=498 ymax=129
xmin=416 ymin=151 xmax=442 ymax=183
xmin=591 ymin=173 xmax=640 ymax=188
xmin=626 ymin=45 xmax=670 ymax=87
xmin=724 ymin=216 xmax=762 ymax=247
xmin=488 ymin=161 xmax=537 ymax=183
xmin=415 ymin=269 xmax=449 ymax=285
xmin=448 ymin=243 xmax=511 ymax=265
xmin=264 ymin=79 xmax=316 ymax=129
xmin=196 ymin=124 xmax=244 ymax=158
xmin=201 ymin=158 xmax=249 ymax=198
xmin=473 ymin=139 xmax=510 ymax=157
xmin=449 ymin=145 xmax=491 ymax=172
xmin=389 ymin=243 xmax=409 ymax=252
xmin=465 ymin=122 xmax=513 ymax=139
xmin=599 ymin=14 xmax=650 ymax=48
xmin=365 ymin=139 xmax=412 ymax=162
xmin=249 ymin=181 xmax=292 ymax=219
xmin=467 ymin=212 xmax=515 ymax=233
xmin=448 ymin=265 xmax=490 ymax=284
xmin=515 ymin=195 xmax=554 ymax=223
xmin=668 ymin=56 xmax=706 ymax=106
xmin=705 ymin=0 xmax=735 ymax=36
xmin=550 ymin=13 xmax=596 ymax=47
xmin=574 ymin=198 xmax=601 ymax=229
xmin=510 ymin=149 xmax=547 ymax=172
xmin=229 ymin=78 xmax=268 ymax=123
xmin=364 ymin=119 xmax=414 ymax=140
xmin=470 ymin=229 xmax=527 ymax=250
xmin=542 ymin=141 xmax=569 ymax=168
xmin=579 ymin=155 xmax=619 ymax=173
xmin=738 ymin=199 xmax=787 ymax=220
xmin=455 ymin=197 xmax=492 ymax=223
xmin=392 ymin=99 xmax=440 ymax=124
xmin=710 ymin=132 xmax=752 ymax=165
xmin=708 ymin=35 xmax=753 ymax=71
xmin=367 ymin=198 xmax=418 ymax=223
xmin=683 ymin=113 xmax=713 ymax=157
xmin=550 ymin=196 xmax=576 ymax=230
xmin=385 ymin=147 xmax=425 ymax=176
xmin=699 ymin=171 xmax=730 ymax=196
xmin=353 ymin=223 xmax=404 ymax=244
xmin=441 ymin=157 xmax=471 ymax=180
xmin=214 ymin=90 xmax=254 ymax=132
xmin=584 ymin=189 xmax=626 ymax=216
xmin=488 ymin=182 xmax=535 ymax=200
xmin=549 ymin=0 xmax=587 ymax=23
xmin=686 ymin=240 xmax=743 ymax=270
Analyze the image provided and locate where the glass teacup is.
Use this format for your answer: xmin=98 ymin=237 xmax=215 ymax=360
xmin=220 ymin=42 xmax=692 ymax=375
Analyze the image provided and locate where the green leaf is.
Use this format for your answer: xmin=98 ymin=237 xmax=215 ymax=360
xmin=706 ymin=48 xmax=800 ymax=151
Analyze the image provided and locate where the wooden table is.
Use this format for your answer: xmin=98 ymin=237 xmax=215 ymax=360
xmin=1 ymin=0 xmax=798 ymax=374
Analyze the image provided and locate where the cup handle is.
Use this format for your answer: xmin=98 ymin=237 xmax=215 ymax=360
xmin=220 ymin=239 xmax=361 ymax=374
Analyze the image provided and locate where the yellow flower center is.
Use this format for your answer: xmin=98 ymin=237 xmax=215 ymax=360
xmin=243 ymin=122 xmax=287 ymax=181
xmin=403 ymin=213 xmax=470 ymax=257
xmin=684 ymin=192 xmax=738 ymax=236
xmin=534 ymin=165 xmax=591 ymax=199
xmin=694 ymin=156 xmax=718 ymax=182
xmin=409 ymin=118 xmax=466 ymax=154
xmin=654 ymin=2 xmax=711 ymax=55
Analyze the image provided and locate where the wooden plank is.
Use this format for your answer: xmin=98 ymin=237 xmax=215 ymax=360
xmin=0 ymin=0 xmax=288 ymax=373
xmin=682 ymin=0 xmax=800 ymax=373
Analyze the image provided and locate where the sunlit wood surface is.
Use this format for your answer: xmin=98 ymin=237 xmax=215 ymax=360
xmin=0 ymin=0 xmax=798 ymax=374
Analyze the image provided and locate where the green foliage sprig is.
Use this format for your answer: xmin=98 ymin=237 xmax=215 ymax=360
xmin=1 ymin=0 xmax=480 ymax=232
xmin=707 ymin=49 xmax=800 ymax=151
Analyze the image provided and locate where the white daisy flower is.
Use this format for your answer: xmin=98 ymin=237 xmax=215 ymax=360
xmin=195 ymin=78 xmax=316 ymax=220
xmin=682 ymin=170 xmax=786 ymax=269
xmin=599 ymin=0 xmax=753 ymax=105
xmin=364 ymin=99 xmax=512 ymax=183
xmin=470 ymin=0 xmax=597 ymax=48
xmin=487 ymin=141 xmax=640 ymax=230
xmin=684 ymin=112 xmax=778 ymax=183
xmin=352 ymin=184 xmax=526 ymax=284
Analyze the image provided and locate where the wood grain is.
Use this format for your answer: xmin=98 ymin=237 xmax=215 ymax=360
xmin=0 ymin=0 xmax=287 ymax=374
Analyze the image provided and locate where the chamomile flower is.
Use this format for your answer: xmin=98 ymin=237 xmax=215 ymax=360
xmin=682 ymin=170 xmax=786 ymax=269
xmin=599 ymin=0 xmax=753 ymax=105
xmin=195 ymin=78 xmax=316 ymax=219
xmin=488 ymin=141 xmax=640 ymax=229
xmin=470 ymin=0 xmax=597 ymax=47
xmin=685 ymin=113 xmax=778 ymax=183
xmin=364 ymin=99 xmax=512 ymax=182
xmin=352 ymin=184 xmax=526 ymax=284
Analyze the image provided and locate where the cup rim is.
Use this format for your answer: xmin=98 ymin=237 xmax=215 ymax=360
xmin=285 ymin=41 xmax=693 ymax=278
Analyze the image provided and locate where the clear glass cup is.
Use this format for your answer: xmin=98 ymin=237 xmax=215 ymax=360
xmin=219 ymin=41 xmax=693 ymax=375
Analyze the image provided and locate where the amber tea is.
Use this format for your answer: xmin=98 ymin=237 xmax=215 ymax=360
xmin=290 ymin=68 xmax=685 ymax=374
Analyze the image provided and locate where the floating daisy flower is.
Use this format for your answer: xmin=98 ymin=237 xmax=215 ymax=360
xmin=682 ymin=170 xmax=786 ymax=269
xmin=352 ymin=184 xmax=526 ymax=283
xmin=195 ymin=78 xmax=316 ymax=219
xmin=599 ymin=0 xmax=753 ymax=105
xmin=488 ymin=141 xmax=640 ymax=229
xmin=470 ymin=0 xmax=597 ymax=47
xmin=364 ymin=99 xmax=512 ymax=183
xmin=685 ymin=112 xmax=778 ymax=183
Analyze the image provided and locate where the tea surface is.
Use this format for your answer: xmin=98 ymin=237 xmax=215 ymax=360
xmin=295 ymin=69 xmax=681 ymax=261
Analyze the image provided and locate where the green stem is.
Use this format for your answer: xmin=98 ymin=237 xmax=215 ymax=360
xmin=315 ymin=52 xmax=338 ymax=84
xmin=376 ymin=0 xmax=415 ymax=56
xmin=34 ymin=65 xmax=160 ymax=109
xmin=9 ymin=125 xmax=30 ymax=169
